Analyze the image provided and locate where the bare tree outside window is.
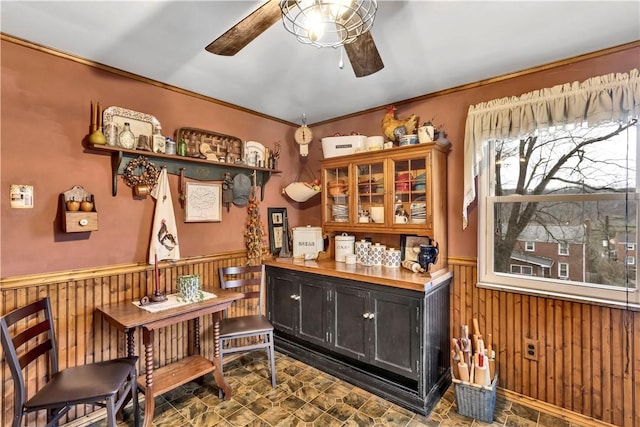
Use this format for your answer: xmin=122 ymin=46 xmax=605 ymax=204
xmin=484 ymin=120 xmax=638 ymax=296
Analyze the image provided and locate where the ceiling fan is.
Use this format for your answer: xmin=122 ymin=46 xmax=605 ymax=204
xmin=205 ymin=0 xmax=384 ymax=78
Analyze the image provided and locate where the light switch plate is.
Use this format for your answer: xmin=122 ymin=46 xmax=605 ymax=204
xmin=10 ymin=184 xmax=34 ymax=209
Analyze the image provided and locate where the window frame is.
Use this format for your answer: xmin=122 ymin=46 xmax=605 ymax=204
xmin=477 ymin=123 xmax=640 ymax=310
xmin=558 ymin=262 xmax=569 ymax=279
xmin=558 ymin=242 xmax=569 ymax=256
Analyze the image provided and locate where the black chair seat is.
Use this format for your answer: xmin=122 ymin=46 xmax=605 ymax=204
xmin=1 ymin=297 xmax=139 ymax=427
xmin=26 ymin=357 xmax=138 ymax=410
xmin=220 ymin=314 xmax=273 ymax=337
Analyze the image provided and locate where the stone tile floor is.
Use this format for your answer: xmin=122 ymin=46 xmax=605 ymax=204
xmin=88 ymin=351 xmax=587 ymax=427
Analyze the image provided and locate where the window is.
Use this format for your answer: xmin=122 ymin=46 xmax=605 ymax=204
xmin=511 ymin=264 xmax=533 ymax=275
xmin=525 ymin=241 xmax=535 ymax=252
xmin=558 ymin=242 xmax=569 ymax=256
xmin=478 ymin=121 xmax=639 ymax=307
xmin=558 ymin=262 xmax=569 ymax=278
xmin=627 ymin=243 xmax=636 ymax=250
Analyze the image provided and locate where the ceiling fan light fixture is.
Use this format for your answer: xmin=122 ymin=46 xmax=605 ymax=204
xmin=280 ymin=0 xmax=377 ymax=48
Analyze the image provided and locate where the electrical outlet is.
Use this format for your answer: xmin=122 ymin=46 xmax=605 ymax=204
xmin=524 ymin=338 xmax=539 ymax=361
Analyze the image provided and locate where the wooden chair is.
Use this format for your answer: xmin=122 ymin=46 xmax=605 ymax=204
xmin=218 ymin=265 xmax=276 ymax=392
xmin=0 ymin=297 xmax=139 ymax=427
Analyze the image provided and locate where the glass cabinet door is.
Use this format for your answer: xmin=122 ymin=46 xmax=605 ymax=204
xmin=355 ymin=161 xmax=385 ymax=225
xmin=391 ymin=153 xmax=430 ymax=227
xmin=323 ymin=165 xmax=350 ymax=224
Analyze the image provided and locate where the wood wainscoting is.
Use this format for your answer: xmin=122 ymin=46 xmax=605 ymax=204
xmin=2 ymin=255 xmax=637 ymax=426
xmin=449 ymin=256 xmax=638 ymax=427
xmin=0 ymin=251 xmax=249 ymax=427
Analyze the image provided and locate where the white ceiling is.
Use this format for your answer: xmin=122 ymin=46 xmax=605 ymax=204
xmin=2 ymin=1 xmax=639 ymax=125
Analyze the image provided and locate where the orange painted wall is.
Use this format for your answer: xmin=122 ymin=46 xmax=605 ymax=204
xmin=1 ymin=38 xmax=638 ymax=278
xmin=0 ymin=39 xmax=321 ymax=277
xmin=308 ymin=46 xmax=640 ymax=258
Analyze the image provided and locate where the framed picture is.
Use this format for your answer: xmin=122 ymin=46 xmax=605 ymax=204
xmin=268 ymin=207 xmax=287 ymax=254
xmin=184 ymin=182 xmax=222 ymax=222
xmin=400 ymin=234 xmax=432 ymax=262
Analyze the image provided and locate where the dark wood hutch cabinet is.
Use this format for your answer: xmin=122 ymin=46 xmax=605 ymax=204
xmin=265 ymin=261 xmax=452 ymax=415
xmin=265 ymin=139 xmax=452 ymax=415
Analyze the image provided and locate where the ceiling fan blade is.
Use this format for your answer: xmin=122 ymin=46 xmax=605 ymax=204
xmin=205 ymin=0 xmax=282 ymax=56
xmin=344 ymin=32 xmax=384 ymax=78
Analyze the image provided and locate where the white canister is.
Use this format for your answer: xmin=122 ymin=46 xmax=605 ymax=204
xmin=366 ymin=136 xmax=384 ymax=151
xmin=383 ymin=248 xmax=401 ymax=268
xmin=355 ymin=239 xmax=371 ymax=264
xmin=292 ymin=226 xmax=324 ymax=260
xmin=335 ymin=233 xmax=355 ymax=262
xmin=345 ymin=254 xmax=357 ymax=265
xmin=361 ymin=250 xmax=374 ymax=266
xmin=369 ymin=243 xmax=386 ymax=266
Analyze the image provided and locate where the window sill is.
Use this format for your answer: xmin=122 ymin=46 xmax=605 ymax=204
xmin=477 ymin=281 xmax=640 ymax=312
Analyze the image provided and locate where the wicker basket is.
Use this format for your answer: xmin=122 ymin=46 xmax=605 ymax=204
xmin=453 ymin=374 xmax=498 ymax=423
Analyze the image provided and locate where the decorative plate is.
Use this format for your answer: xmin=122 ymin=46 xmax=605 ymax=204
xmin=102 ymin=106 xmax=160 ymax=146
xmin=245 ymin=141 xmax=265 ymax=167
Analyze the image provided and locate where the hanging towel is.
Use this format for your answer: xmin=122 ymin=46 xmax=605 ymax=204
xmin=148 ymin=168 xmax=180 ymax=264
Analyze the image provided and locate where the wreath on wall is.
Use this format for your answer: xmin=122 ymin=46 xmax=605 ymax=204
xmin=123 ymin=156 xmax=160 ymax=188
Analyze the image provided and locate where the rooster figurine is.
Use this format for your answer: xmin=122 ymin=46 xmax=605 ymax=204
xmin=381 ymin=105 xmax=418 ymax=142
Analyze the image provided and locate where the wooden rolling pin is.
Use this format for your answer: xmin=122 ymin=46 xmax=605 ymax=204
xmin=474 ymin=353 xmax=491 ymax=386
xmin=472 ymin=318 xmax=481 ymax=353
xmin=486 ymin=333 xmax=495 ymax=379
xmin=457 ymin=351 xmax=469 ymax=381
xmin=451 ymin=350 xmax=460 ymax=379
xmin=402 ymin=260 xmax=424 ymax=273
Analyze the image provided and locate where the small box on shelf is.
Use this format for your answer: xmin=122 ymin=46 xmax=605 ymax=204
xmin=60 ymin=185 xmax=98 ymax=233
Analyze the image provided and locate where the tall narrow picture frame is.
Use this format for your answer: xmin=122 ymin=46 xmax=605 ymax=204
xmin=184 ymin=182 xmax=222 ymax=222
xmin=268 ymin=207 xmax=287 ymax=255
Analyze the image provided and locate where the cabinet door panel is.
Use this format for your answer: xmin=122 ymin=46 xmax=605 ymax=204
xmin=333 ymin=286 xmax=369 ymax=361
xmin=299 ymin=282 xmax=328 ymax=345
xmin=371 ymin=292 xmax=419 ymax=378
xmin=356 ymin=161 xmax=385 ymax=225
xmin=268 ymin=274 xmax=297 ymax=335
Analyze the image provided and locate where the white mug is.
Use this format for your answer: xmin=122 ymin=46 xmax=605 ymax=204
xmin=370 ymin=206 xmax=384 ymax=223
xmin=395 ymin=215 xmax=408 ymax=224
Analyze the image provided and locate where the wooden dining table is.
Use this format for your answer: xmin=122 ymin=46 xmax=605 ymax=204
xmin=97 ymin=289 xmax=242 ymax=427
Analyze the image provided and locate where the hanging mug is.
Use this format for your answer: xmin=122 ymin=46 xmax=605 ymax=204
xmin=134 ymin=184 xmax=152 ymax=197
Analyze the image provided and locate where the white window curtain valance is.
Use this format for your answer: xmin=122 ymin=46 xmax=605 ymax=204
xmin=462 ymin=68 xmax=640 ymax=229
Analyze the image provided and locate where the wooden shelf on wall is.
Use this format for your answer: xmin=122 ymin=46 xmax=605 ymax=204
xmin=86 ymin=144 xmax=281 ymax=199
